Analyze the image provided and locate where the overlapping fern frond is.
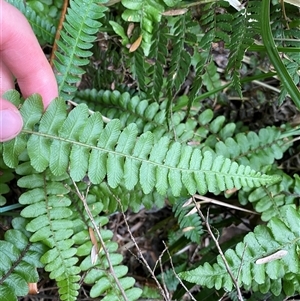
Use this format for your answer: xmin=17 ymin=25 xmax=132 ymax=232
xmin=173 ymin=198 xmax=203 ymax=244
xmin=18 ymin=171 xmax=81 ymax=301
xmin=2 ymin=94 xmax=280 ymax=198
xmin=239 ymin=171 xmax=300 ymax=221
xmin=226 ymin=1 xmax=261 ymax=97
xmin=0 ymin=217 xmax=48 ymax=301
xmin=180 ymin=205 xmax=300 ymax=297
xmin=54 ymin=0 xmax=107 ymax=100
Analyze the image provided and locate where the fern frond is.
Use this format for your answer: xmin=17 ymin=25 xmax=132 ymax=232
xmin=0 ymin=217 xmax=48 ymax=301
xmin=2 ymin=95 xmax=280 ymax=198
xmin=18 ymin=172 xmax=81 ymax=301
xmin=173 ymin=198 xmax=203 ymax=243
xmin=166 ymin=14 xmax=192 ymax=109
xmin=0 ymin=156 xmax=14 ymax=206
xmin=147 ymin=23 xmax=168 ymax=101
xmin=238 ymin=172 xmax=300 ymax=221
xmin=70 ymin=193 xmax=142 ymax=300
xmin=212 ymin=126 xmax=291 ymax=170
xmin=76 ymin=227 xmax=142 ymax=299
xmin=54 ymin=0 xmax=107 ymax=100
xmin=7 ymin=0 xmax=56 ymax=44
xmin=74 ymin=89 xmax=213 ymax=144
xmin=179 ymin=205 xmax=300 ymax=296
xmin=226 ymin=1 xmax=261 ymax=97
xmin=201 ymin=60 xmax=222 ymax=98
xmin=131 ymin=48 xmax=148 ymax=94
xmin=91 ymin=182 xmax=165 ymax=213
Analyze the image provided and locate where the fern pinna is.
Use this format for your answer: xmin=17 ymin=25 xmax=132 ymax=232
xmin=180 ymin=205 xmax=300 ymax=296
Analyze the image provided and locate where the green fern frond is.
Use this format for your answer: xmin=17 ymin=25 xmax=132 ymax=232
xmin=0 ymin=156 xmax=14 ymax=206
xmin=238 ymin=172 xmax=300 ymax=221
xmin=0 ymin=217 xmax=48 ymax=301
xmin=166 ymin=14 xmax=192 ymax=109
xmin=179 ymin=205 xmax=300 ymax=296
xmin=131 ymin=48 xmax=149 ymax=94
xmin=201 ymin=60 xmax=222 ymax=98
xmin=74 ymin=89 xmax=213 ymax=144
xmin=226 ymin=1 xmax=261 ymax=97
xmin=91 ymin=182 xmax=165 ymax=213
xmin=7 ymin=0 xmax=56 ymax=44
xmin=70 ymin=194 xmax=142 ymax=300
xmin=54 ymin=0 xmax=107 ymax=100
xmin=212 ymin=126 xmax=291 ymax=170
xmin=173 ymin=198 xmax=203 ymax=243
xmin=2 ymin=95 xmax=280 ymax=198
xmin=18 ymin=172 xmax=81 ymax=301
xmin=77 ymin=227 xmax=142 ymax=299
xmin=147 ymin=23 xmax=168 ymax=101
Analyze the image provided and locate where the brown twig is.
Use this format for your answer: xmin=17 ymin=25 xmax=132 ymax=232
xmin=71 ymin=180 xmax=129 ymax=301
xmin=113 ymin=194 xmax=170 ymax=301
xmin=50 ymin=0 xmax=69 ymax=67
xmin=162 ymin=241 xmax=198 ymax=301
xmin=192 ymin=195 xmax=244 ymax=301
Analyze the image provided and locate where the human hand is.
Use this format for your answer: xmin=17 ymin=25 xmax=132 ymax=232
xmin=0 ymin=0 xmax=58 ymax=142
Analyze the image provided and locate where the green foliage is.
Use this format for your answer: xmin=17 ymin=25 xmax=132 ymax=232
xmin=2 ymin=95 xmax=279 ymax=196
xmin=173 ymin=198 xmax=203 ymax=243
xmin=54 ymin=0 xmax=108 ymax=100
xmin=0 ymin=217 xmax=48 ymax=301
xmin=226 ymin=1 xmax=261 ymax=97
xmin=1 ymin=0 xmax=300 ymax=299
xmin=179 ymin=205 xmax=300 ymax=296
xmin=0 ymin=156 xmax=14 ymax=206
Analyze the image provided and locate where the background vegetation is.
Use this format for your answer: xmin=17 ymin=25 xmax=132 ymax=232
xmin=1 ymin=0 xmax=300 ymax=300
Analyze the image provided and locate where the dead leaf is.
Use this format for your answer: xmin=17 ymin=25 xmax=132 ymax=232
xmin=162 ymin=8 xmax=188 ymax=16
xmin=129 ymin=35 xmax=143 ymax=52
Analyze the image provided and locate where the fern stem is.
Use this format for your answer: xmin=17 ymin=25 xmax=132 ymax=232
xmin=248 ymin=44 xmax=300 ymax=53
xmin=192 ymin=196 xmax=244 ymax=301
xmin=261 ymin=0 xmax=300 ymax=109
xmin=50 ymin=0 xmax=69 ymax=67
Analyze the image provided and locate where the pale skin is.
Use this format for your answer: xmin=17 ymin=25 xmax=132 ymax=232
xmin=0 ymin=0 xmax=58 ymax=142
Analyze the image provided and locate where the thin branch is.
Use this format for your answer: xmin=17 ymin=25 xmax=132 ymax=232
xmin=113 ymin=194 xmax=170 ymax=301
xmin=162 ymin=242 xmax=198 ymax=301
xmin=192 ymin=196 xmax=244 ymax=301
xmin=71 ymin=180 xmax=129 ymax=301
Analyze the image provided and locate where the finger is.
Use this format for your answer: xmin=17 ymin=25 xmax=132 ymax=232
xmin=0 ymin=99 xmax=23 ymax=142
xmin=0 ymin=61 xmax=23 ymax=142
xmin=0 ymin=0 xmax=58 ymax=108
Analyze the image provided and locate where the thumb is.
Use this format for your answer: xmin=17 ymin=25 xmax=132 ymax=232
xmin=0 ymin=99 xmax=23 ymax=142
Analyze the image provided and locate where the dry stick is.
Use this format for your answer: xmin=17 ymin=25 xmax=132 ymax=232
xmin=113 ymin=195 xmax=170 ymax=301
xmin=50 ymin=0 xmax=69 ymax=67
xmin=157 ymin=246 xmax=171 ymax=301
xmin=191 ymin=196 xmax=244 ymax=301
xmin=71 ymin=180 xmax=129 ymax=301
xmin=162 ymin=242 xmax=198 ymax=301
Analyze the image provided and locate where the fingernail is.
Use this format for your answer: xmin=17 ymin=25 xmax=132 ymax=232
xmin=0 ymin=109 xmax=23 ymax=142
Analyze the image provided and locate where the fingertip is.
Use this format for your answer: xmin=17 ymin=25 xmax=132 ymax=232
xmin=0 ymin=100 xmax=23 ymax=142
